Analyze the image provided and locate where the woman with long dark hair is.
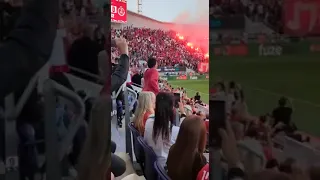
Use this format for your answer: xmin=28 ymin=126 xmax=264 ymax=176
xmin=166 ymin=115 xmax=207 ymax=180
xmin=144 ymin=92 xmax=175 ymax=166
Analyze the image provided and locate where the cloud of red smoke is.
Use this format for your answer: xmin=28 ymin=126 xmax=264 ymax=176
xmin=169 ymin=0 xmax=209 ymax=53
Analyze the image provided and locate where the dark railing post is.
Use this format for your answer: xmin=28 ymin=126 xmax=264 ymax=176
xmin=124 ymin=86 xmax=132 ymax=162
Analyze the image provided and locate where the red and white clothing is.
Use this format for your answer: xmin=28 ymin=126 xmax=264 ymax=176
xmin=142 ymin=68 xmax=159 ymax=95
xmin=197 ymin=164 xmax=209 ymax=180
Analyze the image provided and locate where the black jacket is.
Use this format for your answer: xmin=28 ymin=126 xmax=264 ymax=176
xmin=110 ymin=54 xmax=129 ymax=93
xmin=0 ymin=0 xmax=58 ymax=98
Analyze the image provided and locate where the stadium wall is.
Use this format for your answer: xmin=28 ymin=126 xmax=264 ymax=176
xmin=111 ymin=10 xmax=174 ymax=30
xmin=111 ymin=10 xmax=204 ymax=32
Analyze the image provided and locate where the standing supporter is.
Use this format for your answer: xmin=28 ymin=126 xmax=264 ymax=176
xmin=272 ymin=97 xmax=293 ymax=127
xmin=167 ymin=115 xmax=207 ymax=180
xmin=144 ymin=92 xmax=177 ymax=166
xmin=132 ymin=91 xmax=155 ymax=135
xmin=142 ymin=57 xmax=159 ymax=95
xmin=194 ymin=92 xmax=201 ymax=101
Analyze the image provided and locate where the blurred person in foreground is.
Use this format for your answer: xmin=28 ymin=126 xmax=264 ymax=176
xmin=68 ymin=25 xmax=101 ymax=82
xmin=77 ymin=37 xmax=129 ymax=180
xmin=142 ymin=57 xmax=159 ymax=95
xmin=167 ymin=115 xmax=207 ymax=180
xmin=0 ymin=0 xmax=59 ymax=98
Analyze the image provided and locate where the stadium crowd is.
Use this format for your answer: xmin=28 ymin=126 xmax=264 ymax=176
xmin=242 ymin=0 xmax=282 ymax=32
xmin=111 ymin=26 xmax=207 ymax=71
xmin=209 ymin=0 xmax=282 ymax=32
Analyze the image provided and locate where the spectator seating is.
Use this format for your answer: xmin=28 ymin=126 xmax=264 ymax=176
xmin=154 ymin=160 xmax=171 ymax=180
xmin=137 ymin=136 xmax=158 ymax=180
xmin=128 ymin=122 xmax=145 ymax=171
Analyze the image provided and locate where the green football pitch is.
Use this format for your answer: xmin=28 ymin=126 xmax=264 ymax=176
xmin=169 ymin=80 xmax=209 ymax=104
xmin=211 ymin=55 xmax=320 ymax=136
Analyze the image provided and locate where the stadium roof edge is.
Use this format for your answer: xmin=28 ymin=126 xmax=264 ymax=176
xmin=127 ymin=10 xmax=178 ymax=26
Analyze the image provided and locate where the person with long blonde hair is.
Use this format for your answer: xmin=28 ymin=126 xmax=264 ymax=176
xmin=132 ymin=91 xmax=155 ymax=135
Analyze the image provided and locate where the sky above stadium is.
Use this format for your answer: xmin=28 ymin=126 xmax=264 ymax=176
xmin=127 ymin=0 xmax=208 ymax=23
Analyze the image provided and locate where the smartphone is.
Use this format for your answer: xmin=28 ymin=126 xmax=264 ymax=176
xmin=209 ymin=100 xmax=226 ymax=148
xmin=173 ymin=93 xmax=180 ymax=108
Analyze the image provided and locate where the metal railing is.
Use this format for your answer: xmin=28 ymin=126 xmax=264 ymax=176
xmin=66 ymin=66 xmax=134 ymax=161
xmin=43 ymin=79 xmax=85 ymax=180
xmin=3 ymin=65 xmax=47 ymax=179
xmin=2 ymin=65 xmax=85 ymax=180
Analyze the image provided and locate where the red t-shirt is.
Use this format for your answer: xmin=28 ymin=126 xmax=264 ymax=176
xmin=143 ymin=111 xmax=153 ymax=127
xmin=197 ymin=164 xmax=209 ymax=180
xmin=142 ymin=68 xmax=159 ymax=95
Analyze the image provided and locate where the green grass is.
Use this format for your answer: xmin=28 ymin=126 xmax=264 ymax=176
xmin=169 ymin=80 xmax=209 ymax=104
xmin=211 ymin=55 xmax=320 ymax=136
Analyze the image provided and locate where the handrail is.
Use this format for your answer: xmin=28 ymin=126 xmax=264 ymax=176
xmin=69 ymin=66 xmax=127 ymax=100
xmin=44 ymin=79 xmax=85 ymax=160
xmin=43 ymin=79 xmax=85 ymax=180
xmin=131 ymin=82 xmax=142 ymax=88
